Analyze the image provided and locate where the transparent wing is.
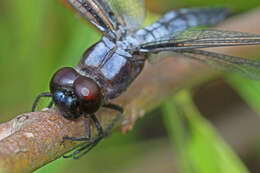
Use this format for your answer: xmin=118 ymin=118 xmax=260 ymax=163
xmin=138 ymin=29 xmax=260 ymax=80
xmin=66 ymin=0 xmax=118 ymax=39
xmin=65 ymin=0 xmax=145 ymax=39
xmin=173 ymin=49 xmax=260 ymax=80
xmin=103 ymin=0 xmax=145 ymax=31
xmin=139 ymin=30 xmax=260 ymax=52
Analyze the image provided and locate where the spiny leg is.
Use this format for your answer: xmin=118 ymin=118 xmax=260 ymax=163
xmin=63 ymin=136 xmax=101 ymax=159
xmin=63 ymin=103 xmax=123 ymax=159
xmin=72 ymin=138 xmax=101 ymax=159
xmin=48 ymin=101 xmax=54 ymax=109
xmin=90 ymin=113 xmax=104 ymax=136
xmin=72 ymin=104 xmax=124 ymax=158
xmin=63 ymin=115 xmax=92 ymax=158
xmin=102 ymin=103 xmax=123 ymax=135
xmin=63 ymin=114 xmax=103 ymax=142
xmin=32 ymin=92 xmax=52 ymax=112
xmin=63 ymin=114 xmax=103 ymax=158
xmin=63 ymin=114 xmax=91 ymax=142
xmin=85 ymin=115 xmax=91 ymax=139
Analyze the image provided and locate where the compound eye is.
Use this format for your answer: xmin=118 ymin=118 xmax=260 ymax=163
xmin=50 ymin=67 xmax=78 ymax=92
xmin=53 ymin=91 xmax=66 ymax=104
xmin=53 ymin=91 xmax=79 ymax=119
xmin=74 ymin=76 xmax=102 ymax=114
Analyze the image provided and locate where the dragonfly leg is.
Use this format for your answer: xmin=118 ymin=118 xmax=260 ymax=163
xmin=48 ymin=101 xmax=54 ymax=109
xmin=63 ymin=103 xmax=123 ymax=159
xmin=63 ymin=136 xmax=102 ymax=159
xmin=102 ymin=103 xmax=123 ymax=136
xmin=62 ymin=114 xmax=91 ymax=142
xmin=63 ymin=113 xmax=103 ymax=159
xmin=32 ymin=92 xmax=52 ymax=112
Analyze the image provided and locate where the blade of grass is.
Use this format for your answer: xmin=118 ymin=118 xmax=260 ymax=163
xmin=161 ymin=94 xmax=193 ymax=173
xmin=161 ymin=89 xmax=249 ymax=173
xmin=226 ymin=75 xmax=260 ymax=116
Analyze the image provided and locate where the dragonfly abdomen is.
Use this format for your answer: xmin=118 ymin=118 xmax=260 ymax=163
xmin=127 ymin=7 xmax=230 ymax=47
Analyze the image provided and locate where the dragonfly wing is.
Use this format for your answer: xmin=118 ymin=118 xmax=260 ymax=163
xmin=103 ymin=0 xmax=145 ymax=32
xmin=127 ymin=8 xmax=230 ymax=47
xmin=173 ymin=49 xmax=260 ymax=80
xmin=138 ymin=28 xmax=260 ymax=80
xmin=139 ymin=29 xmax=260 ymax=53
xmin=66 ymin=0 xmax=145 ymax=39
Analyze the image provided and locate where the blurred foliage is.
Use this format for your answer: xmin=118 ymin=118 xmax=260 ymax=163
xmin=146 ymin=0 xmax=260 ymax=13
xmin=0 ymin=0 xmax=260 ymax=173
xmin=226 ymin=75 xmax=260 ymax=116
xmin=162 ymin=90 xmax=249 ymax=173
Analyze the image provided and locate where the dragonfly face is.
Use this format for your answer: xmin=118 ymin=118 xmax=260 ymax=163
xmin=49 ymin=67 xmax=103 ymax=119
xmin=32 ymin=0 xmax=260 ymax=159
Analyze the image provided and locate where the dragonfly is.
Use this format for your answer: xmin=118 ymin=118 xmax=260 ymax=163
xmin=32 ymin=0 xmax=260 ymax=159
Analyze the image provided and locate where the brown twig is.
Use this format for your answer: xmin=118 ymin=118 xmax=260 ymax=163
xmin=0 ymin=8 xmax=260 ymax=173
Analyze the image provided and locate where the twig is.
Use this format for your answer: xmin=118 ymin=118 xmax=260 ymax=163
xmin=0 ymin=8 xmax=260 ymax=173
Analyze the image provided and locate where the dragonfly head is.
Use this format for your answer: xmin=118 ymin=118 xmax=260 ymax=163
xmin=50 ymin=67 xmax=102 ymax=119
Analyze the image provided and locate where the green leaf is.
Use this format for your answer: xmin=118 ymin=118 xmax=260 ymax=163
xmin=161 ymin=90 xmax=249 ymax=173
xmin=226 ymin=75 xmax=260 ymax=116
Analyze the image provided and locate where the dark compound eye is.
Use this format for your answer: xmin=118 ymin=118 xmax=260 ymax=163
xmin=54 ymin=91 xmax=65 ymax=103
xmin=50 ymin=67 xmax=81 ymax=119
xmin=64 ymin=96 xmax=74 ymax=108
xmin=53 ymin=90 xmax=80 ymax=119
xmin=50 ymin=67 xmax=79 ymax=92
xmin=74 ymin=76 xmax=102 ymax=114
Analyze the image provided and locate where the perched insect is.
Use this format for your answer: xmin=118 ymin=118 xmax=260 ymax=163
xmin=32 ymin=0 xmax=260 ymax=159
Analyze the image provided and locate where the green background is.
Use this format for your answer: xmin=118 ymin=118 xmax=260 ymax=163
xmin=0 ymin=0 xmax=260 ymax=172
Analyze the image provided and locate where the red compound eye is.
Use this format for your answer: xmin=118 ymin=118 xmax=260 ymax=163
xmin=80 ymin=87 xmax=93 ymax=100
xmin=73 ymin=76 xmax=102 ymax=114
